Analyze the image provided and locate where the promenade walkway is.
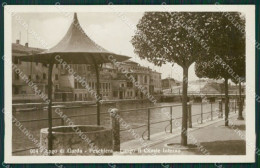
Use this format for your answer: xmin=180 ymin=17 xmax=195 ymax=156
xmin=119 ymin=112 xmax=245 ymax=155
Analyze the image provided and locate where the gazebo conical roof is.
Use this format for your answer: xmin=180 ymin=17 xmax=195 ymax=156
xmin=16 ymin=13 xmax=131 ymax=154
xmin=18 ymin=13 xmax=130 ymax=64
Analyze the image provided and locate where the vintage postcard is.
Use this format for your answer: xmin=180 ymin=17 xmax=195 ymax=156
xmin=3 ymin=4 xmax=256 ymax=163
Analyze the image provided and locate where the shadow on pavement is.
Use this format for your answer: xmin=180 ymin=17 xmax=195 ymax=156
xmin=188 ymin=140 xmax=246 ymax=155
xmin=228 ymin=124 xmax=246 ymax=131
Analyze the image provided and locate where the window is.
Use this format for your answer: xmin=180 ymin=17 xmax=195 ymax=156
xmin=144 ymin=76 xmax=147 ymax=84
xmin=113 ymin=91 xmax=118 ymax=97
xmin=15 ymin=73 xmax=19 ymax=80
xmin=14 ymin=87 xmax=19 ymax=94
xmin=28 ymin=75 xmax=31 ymax=80
xmin=13 ymin=58 xmax=18 ymax=64
xmin=79 ymin=93 xmax=82 ymax=100
xmin=74 ymin=81 xmax=78 ymax=89
xmin=36 ymin=62 xmax=38 ymax=66
xmin=127 ymin=82 xmax=133 ymax=88
xmin=55 ymin=74 xmax=58 ymax=80
xmin=55 ymin=85 xmax=59 ymax=89
xmin=43 ymin=73 xmax=46 ymax=80
xmin=36 ymin=75 xmax=40 ymax=80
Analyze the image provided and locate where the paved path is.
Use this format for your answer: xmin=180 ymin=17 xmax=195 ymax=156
xmin=119 ymin=111 xmax=245 ymax=155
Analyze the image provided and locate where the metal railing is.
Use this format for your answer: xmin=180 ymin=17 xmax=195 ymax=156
xmin=140 ymin=102 xmax=223 ymax=141
xmin=140 ymin=100 xmax=238 ymax=141
xmin=12 ymin=100 xmax=239 ymax=154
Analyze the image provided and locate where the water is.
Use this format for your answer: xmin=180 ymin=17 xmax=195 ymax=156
xmin=12 ymin=101 xmax=220 ymax=154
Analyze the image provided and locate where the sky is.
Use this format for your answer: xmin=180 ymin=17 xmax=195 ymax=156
xmin=12 ymin=12 xmax=200 ymax=81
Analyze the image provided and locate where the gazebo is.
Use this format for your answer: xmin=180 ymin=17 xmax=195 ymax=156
xmin=18 ymin=13 xmax=130 ymax=154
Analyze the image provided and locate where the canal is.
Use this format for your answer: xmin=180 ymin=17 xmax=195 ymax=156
xmin=12 ymin=101 xmax=222 ymax=154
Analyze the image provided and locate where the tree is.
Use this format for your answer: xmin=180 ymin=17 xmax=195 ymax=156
xmin=195 ymin=12 xmax=245 ymax=126
xmin=131 ymin=12 xmax=213 ymax=146
xmin=195 ymin=59 xmax=230 ymax=125
xmin=231 ymin=56 xmax=245 ymax=120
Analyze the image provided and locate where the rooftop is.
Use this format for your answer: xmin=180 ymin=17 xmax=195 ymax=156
xmin=12 ymin=43 xmax=45 ymax=57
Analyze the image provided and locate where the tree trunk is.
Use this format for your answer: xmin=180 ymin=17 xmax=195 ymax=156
xmin=224 ymin=78 xmax=229 ymax=126
xmin=181 ymin=67 xmax=188 ymax=146
xmin=94 ymin=64 xmax=101 ymax=125
xmin=238 ymin=81 xmax=244 ymax=120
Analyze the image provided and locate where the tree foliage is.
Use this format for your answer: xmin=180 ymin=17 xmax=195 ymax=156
xmin=195 ymin=12 xmax=245 ymax=80
xmin=231 ymin=55 xmax=246 ymax=84
xmin=131 ymin=12 xmax=215 ymax=69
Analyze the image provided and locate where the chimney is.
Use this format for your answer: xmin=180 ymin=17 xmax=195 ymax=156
xmin=16 ymin=39 xmax=20 ymax=44
xmin=25 ymin=42 xmax=28 ymax=47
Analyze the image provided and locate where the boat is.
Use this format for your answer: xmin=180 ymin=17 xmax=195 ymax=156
xmin=63 ymin=106 xmax=81 ymax=109
xmin=43 ymin=105 xmax=66 ymax=110
xmin=15 ymin=107 xmax=37 ymax=112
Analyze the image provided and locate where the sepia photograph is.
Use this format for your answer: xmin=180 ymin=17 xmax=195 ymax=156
xmin=3 ymin=4 xmax=256 ymax=163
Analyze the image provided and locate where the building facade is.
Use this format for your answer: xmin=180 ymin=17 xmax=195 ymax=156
xmin=12 ymin=41 xmax=61 ymax=102
xmin=161 ymin=77 xmax=180 ymax=90
xmin=12 ymin=42 xmax=162 ymax=102
xmin=149 ymin=70 xmax=162 ymax=94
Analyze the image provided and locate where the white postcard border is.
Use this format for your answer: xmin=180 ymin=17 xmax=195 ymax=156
xmin=4 ymin=5 xmax=256 ymax=163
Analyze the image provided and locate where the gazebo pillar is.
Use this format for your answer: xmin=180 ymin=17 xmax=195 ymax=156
xmin=47 ymin=63 xmax=54 ymax=155
xmin=94 ymin=63 xmax=101 ymax=125
xmin=238 ymin=81 xmax=244 ymax=120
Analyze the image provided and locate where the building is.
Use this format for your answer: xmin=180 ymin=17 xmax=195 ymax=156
xmin=12 ymin=42 xmax=162 ymax=102
xmin=12 ymin=41 xmax=73 ymax=102
xmin=149 ymin=70 xmax=162 ymax=94
xmin=70 ymin=64 xmax=113 ymax=101
xmin=115 ymin=60 xmax=153 ymax=99
xmin=161 ymin=77 xmax=180 ymax=90
xmin=112 ymin=73 xmax=130 ymax=99
xmin=13 ymin=41 xmax=55 ymax=102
